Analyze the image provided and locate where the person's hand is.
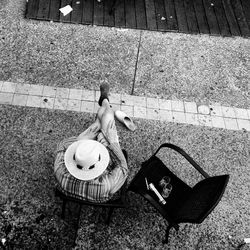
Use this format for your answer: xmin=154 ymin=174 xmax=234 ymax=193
xmin=77 ymin=124 xmax=100 ymax=141
xmin=101 ymin=120 xmax=119 ymax=144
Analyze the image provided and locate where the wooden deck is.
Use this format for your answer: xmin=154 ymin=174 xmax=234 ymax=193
xmin=26 ymin=0 xmax=250 ymax=37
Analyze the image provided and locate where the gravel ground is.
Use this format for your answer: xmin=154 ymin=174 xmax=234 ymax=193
xmin=0 ymin=0 xmax=249 ymax=108
xmin=0 ymin=105 xmax=249 ymax=249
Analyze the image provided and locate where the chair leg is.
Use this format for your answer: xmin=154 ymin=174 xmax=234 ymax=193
xmin=163 ymin=224 xmax=179 ymax=244
xmin=73 ymin=204 xmax=82 ymax=246
xmin=163 ymin=225 xmax=171 ymax=244
xmin=106 ymin=207 xmax=115 ymax=225
xmin=61 ymin=199 xmax=66 ymax=219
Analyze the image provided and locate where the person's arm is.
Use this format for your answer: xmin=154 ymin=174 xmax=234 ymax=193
xmin=54 ymin=137 xmax=77 ymax=173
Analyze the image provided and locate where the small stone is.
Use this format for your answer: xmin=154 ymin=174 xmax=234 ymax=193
xmin=1 ymin=238 xmax=6 ymax=245
xmin=161 ymin=17 xmax=166 ymax=21
xmin=170 ymin=16 xmax=173 ymax=18
xmin=76 ymin=1 xmax=80 ymax=4
xmin=211 ymin=3 xmax=214 ymax=6
xmin=198 ymin=105 xmax=210 ymax=115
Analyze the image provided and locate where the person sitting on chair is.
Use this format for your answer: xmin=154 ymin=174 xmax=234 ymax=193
xmin=54 ymin=83 xmax=128 ymax=203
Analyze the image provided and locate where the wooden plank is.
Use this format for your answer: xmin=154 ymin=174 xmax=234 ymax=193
xmin=49 ymin=0 xmax=60 ymax=20
xmin=154 ymin=0 xmax=168 ymax=31
xmin=213 ymin=0 xmax=231 ymax=36
xmin=71 ymin=0 xmax=84 ymax=23
xmin=145 ymin=0 xmax=157 ymax=30
xmin=26 ymin=0 xmax=40 ymax=19
xmin=221 ymin=0 xmax=240 ymax=36
xmin=115 ymin=0 xmax=126 ymax=28
xmin=104 ymin=0 xmax=115 ymax=26
xmin=82 ymin=0 xmax=93 ymax=24
xmin=241 ymin=0 xmax=250 ymax=28
xmin=231 ymin=0 xmax=250 ymax=36
xmin=93 ymin=0 xmax=104 ymax=25
xmin=163 ymin=0 xmax=178 ymax=31
xmin=135 ymin=0 xmax=147 ymax=29
xmin=60 ymin=0 xmax=73 ymax=22
xmin=183 ymin=0 xmax=199 ymax=33
xmin=125 ymin=0 xmax=136 ymax=29
xmin=174 ymin=0 xmax=189 ymax=33
xmin=37 ymin=0 xmax=50 ymax=19
xmin=202 ymin=0 xmax=220 ymax=35
xmin=192 ymin=0 xmax=210 ymax=34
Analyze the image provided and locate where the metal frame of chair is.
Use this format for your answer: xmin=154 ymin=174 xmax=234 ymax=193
xmin=128 ymin=143 xmax=229 ymax=243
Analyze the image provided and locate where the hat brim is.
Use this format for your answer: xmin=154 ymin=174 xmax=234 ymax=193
xmin=64 ymin=139 xmax=110 ymax=181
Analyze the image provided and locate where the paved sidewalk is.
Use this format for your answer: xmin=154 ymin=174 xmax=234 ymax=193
xmin=1 ymin=81 xmax=250 ymax=132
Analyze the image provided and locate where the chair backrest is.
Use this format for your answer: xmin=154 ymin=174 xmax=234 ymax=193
xmin=173 ymin=175 xmax=229 ymax=224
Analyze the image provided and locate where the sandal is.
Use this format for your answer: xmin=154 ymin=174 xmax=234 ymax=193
xmin=115 ymin=110 xmax=137 ymax=131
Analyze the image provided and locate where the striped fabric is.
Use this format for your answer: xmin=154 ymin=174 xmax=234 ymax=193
xmin=54 ymin=136 xmax=128 ymax=203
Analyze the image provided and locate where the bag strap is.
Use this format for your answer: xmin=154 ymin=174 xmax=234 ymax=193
xmin=153 ymin=143 xmax=210 ymax=178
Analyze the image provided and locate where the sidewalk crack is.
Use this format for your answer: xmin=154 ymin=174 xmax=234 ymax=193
xmin=131 ymin=31 xmax=142 ymax=95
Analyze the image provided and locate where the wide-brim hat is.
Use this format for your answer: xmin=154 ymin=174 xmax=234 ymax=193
xmin=64 ymin=139 xmax=110 ymax=181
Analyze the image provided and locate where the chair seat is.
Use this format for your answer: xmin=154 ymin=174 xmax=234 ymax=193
xmin=128 ymin=156 xmax=192 ymax=219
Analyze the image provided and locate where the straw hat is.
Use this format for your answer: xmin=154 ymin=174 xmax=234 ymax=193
xmin=64 ymin=139 xmax=110 ymax=181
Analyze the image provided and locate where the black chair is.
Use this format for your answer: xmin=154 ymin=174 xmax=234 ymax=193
xmin=55 ymin=150 xmax=128 ymax=242
xmin=128 ymin=143 xmax=229 ymax=243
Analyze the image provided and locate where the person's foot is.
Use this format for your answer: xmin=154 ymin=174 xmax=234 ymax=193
xmin=98 ymin=83 xmax=110 ymax=106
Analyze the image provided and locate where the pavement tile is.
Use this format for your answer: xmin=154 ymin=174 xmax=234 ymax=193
xmin=171 ymin=100 xmax=185 ymax=112
xmin=69 ymin=88 xmax=82 ymax=100
xmin=224 ymin=118 xmax=239 ymax=130
xmin=12 ymin=94 xmax=28 ymax=106
xmin=0 ymin=81 xmax=3 ymax=90
xmin=222 ymin=106 xmax=236 ymax=118
xmin=172 ymin=111 xmax=186 ymax=124
xmin=133 ymin=95 xmax=147 ymax=107
xmin=94 ymin=102 xmax=99 ymax=113
xmin=54 ymin=97 xmax=68 ymax=110
xmin=15 ymin=83 xmax=30 ymax=95
xmin=211 ymin=116 xmax=225 ymax=129
xmin=159 ymin=99 xmax=171 ymax=110
xmin=237 ymin=119 xmax=250 ymax=131
xmin=185 ymin=113 xmax=199 ymax=125
xmin=94 ymin=90 xmax=101 ymax=102
xmin=81 ymin=101 xmax=95 ymax=113
xmin=120 ymin=94 xmax=134 ymax=106
xmin=147 ymin=108 xmax=160 ymax=120
xmin=41 ymin=96 xmax=55 ymax=109
xmin=120 ymin=105 xmax=134 ymax=117
xmin=209 ymin=104 xmax=223 ymax=117
xmin=134 ymin=106 xmax=147 ymax=119
xmin=159 ymin=109 xmax=173 ymax=122
xmin=247 ymin=109 xmax=250 ymax=118
xmin=111 ymin=104 xmax=121 ymax=111
xmin=43 ymin=86 xmax=57 ymax=97
xmin=56 ymin=87 xmax=70 ymax=99
xmin=198 ymin=114 xmax=212 ymax=127
xmin=0 ymin=92 xmax=14 ymax=104
xmin=109 ymin=93 xmax=121 ymax=104
xmin=234 ymin=108 xmax=249 ymax=120
xmin=67 ymin=99 xmax=81 ymax=112
xmin=82 ymin=90 xmax=95 ymax=101
xmin=1 ymin=82 xmax=16 ymax=93
xmin=198 ymin=105 xmax=210 ymax=115
xmin=184 ymin=101 xmax=197 ymax=113
xmin=26 ymin=95 xmax=41 ymax=108
xmin=147 ymin=97 xmax=159 ymax=109
xmin=29 ymin=84 xmax=44 ymax=96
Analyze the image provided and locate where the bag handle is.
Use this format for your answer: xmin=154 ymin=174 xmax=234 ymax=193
xmin=152 ymin=143 xmax=210 ymax=178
